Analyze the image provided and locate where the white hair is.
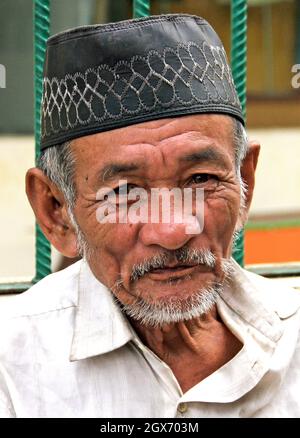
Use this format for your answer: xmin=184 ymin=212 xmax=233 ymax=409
xmin=119 ymin=285 xmax=221 ymax=327
xmin=37 ymin=140 xmax=76 ymax=209
xmin=233 ymin=118 xmax=249 ymax=209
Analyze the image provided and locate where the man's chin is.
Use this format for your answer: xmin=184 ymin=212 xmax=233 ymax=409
xmin=120 ymin=283 xmax=222 ymax=328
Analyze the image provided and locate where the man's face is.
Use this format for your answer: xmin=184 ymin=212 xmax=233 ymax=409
xmin=70 ymin=114 xmax=243 ymax=317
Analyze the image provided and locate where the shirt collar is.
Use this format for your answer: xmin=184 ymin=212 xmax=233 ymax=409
xmin=220 ymin=259 xmax=300 ymax=342
xmin=70 ymin=260 xmax=134 ymax=361
xmin=220 ymin=259 xmax=284 ymax=343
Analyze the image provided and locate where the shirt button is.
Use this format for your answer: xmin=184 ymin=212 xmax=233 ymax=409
xmin=177 ymin=402 xmax=188 ymax=414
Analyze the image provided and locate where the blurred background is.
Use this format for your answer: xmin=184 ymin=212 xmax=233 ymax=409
xmin=0 ymin=0 xmax=299 ymax=282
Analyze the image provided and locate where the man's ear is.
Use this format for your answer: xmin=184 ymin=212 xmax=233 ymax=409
xmin=26 ymin=168 xmax=79 ymax=258
xmin=240 ymin=139 xmax=260 ymax=214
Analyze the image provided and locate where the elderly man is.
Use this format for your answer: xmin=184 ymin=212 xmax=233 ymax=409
xmin=0 ymin=14 xmax=300 ymax=418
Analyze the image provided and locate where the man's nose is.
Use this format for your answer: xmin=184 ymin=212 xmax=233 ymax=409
xmin=139 ymin=219 xmax=199 ymax=250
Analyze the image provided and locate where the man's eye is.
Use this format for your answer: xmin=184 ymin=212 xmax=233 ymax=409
xmin=190 ymin=173 xmax=218 ymax=185
xmin=102 ymin=184 xmax=137 ymax=202
xmin=113 ymin=183 xmax=137 ymax=195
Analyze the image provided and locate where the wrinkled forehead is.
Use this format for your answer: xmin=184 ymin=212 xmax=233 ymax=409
xmin=71 ymin=114 xmax=235 ymax=179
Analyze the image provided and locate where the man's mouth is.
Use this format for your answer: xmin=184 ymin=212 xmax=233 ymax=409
xmin=146 ymin=263 xmax=211 ymax=281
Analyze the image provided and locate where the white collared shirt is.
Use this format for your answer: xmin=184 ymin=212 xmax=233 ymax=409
xmin=0 ymin=259 xmax=300 ymax=418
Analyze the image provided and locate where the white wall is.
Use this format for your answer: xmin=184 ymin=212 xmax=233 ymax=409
xmin=248 ymin=128 xmax=300 ymax=216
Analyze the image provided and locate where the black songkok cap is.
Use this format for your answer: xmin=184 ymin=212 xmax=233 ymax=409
xmin=41 ymin=14 xmax=244 ymax=150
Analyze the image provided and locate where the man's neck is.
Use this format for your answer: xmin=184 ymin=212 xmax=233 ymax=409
xmin=130 ymin=308 xmax=243 ymax=393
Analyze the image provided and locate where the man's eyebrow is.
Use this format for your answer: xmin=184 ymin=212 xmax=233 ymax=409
xmin=181 ymin=147 xmax=228 ymax=167
xmin=100 ymin=163 xmax=140 ymax=182
xmin=98 ymin=148 xmax=228 ymax=182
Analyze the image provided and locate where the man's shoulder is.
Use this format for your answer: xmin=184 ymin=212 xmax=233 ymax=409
xmin=0 ymin=260 xmax=82 ymax=320
xmin=242 ymin=267 xmax=300 ymax=319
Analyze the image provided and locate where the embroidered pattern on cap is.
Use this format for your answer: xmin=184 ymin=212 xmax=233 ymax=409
xmin=41 ymin=41 xmax=240 ymax=140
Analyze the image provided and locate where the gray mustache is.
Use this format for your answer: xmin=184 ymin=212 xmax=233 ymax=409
xmin=130 ymin=247 xmax=216 ymax=282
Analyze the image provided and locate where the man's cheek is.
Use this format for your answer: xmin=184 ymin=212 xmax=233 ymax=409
xmin=101 ymin=223 xmax=138 ymax=256
xmin=204 ymin=199 xmax=238 ymax=242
